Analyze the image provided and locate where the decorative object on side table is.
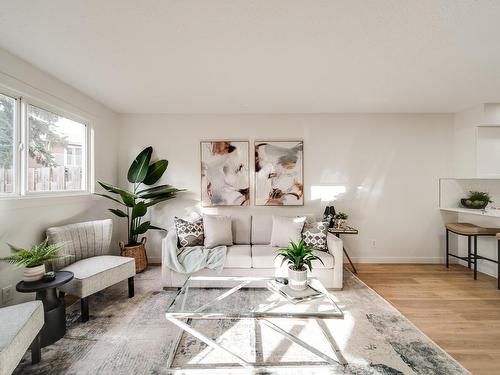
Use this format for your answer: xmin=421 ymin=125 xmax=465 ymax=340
xmin=16 ymin=271 xmax=74 ymax=347
xmin=323 ymin=205 xmax=336 ymax=228
xmin=460 ymin=191 xmax=493 ymax=209
xmin=275 ymin=239 xmax=324 ymax=291
xmin=96 ymin=146 xmax=185 ymax=272
xmin=329 ymin=225 xmax=358 ymax=274
xmin=334 ymin=212 xmax=349 ymax=229
xmin=0 ymin=239 xmax=65 ymax=282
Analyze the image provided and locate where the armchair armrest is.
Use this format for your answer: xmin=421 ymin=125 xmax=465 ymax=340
xmin=327 ymin=232 xmax=343 ymax=289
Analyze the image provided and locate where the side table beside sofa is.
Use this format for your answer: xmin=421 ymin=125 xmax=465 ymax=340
xmin=15 ymin=271 xmax=73 ymax=347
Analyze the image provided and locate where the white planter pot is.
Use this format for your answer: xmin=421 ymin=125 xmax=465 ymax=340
xmin=288 ymin=266 xmax=308 ymax=291
xmin=23 ymin=264 xmax=45 ymax=282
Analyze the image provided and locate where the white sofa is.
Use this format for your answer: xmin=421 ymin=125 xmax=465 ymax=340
xmin=162 ymin=215 xmax=343 ymax=289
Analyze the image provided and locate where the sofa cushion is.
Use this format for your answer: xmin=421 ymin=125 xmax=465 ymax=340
xmin=251 ymin=215 xmax=273 ymax=244
xmin=251 ymin=245 xmax=334 ymax=269
xmin=0 ymin=301 xmax=44 ymax=375
xmin=174 ymin=217 xmax=204 ymax=247
xmin=270 ymin=215 xmax=306 ymax=247
xmin=59 ymin=255 xmax=136 ymax=298
xmin=302 ymin=221 xmax=329 ymax=250
xmin=231 ymin=215 xmax=251 ymax=244
xmin=224 ymin=245 xmax=252 ymax=268
xmin=203 ymin=215 xmax=233 ymax=248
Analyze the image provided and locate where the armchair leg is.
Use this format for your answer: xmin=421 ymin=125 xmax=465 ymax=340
xmin=30 ymin=333 xmax=41 ymax=364
xmin=128 ymin=277 xmax=135 ymax=298
xmin=81 ymin=297 xmax=89 ymax=322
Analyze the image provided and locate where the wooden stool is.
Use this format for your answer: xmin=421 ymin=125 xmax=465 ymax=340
xmin=446 ymin=223 xmax=500 ymax=287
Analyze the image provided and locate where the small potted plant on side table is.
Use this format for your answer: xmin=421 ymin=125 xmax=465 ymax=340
xmin=0 ymin=240 xmax=65 ymax=282
xmin=460 ymin=191 xmax=493 ymax=210
xmin=275 ymin=239 xmax=324 ymax=291
xmin=334 ymin=212 xmax=349 ymax=229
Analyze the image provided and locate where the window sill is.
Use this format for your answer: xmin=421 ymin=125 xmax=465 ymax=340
xmin=0 ymin=192 xmax=100 ymax=210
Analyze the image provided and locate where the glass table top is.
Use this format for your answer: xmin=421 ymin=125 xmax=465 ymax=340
xmin=165 ymin=276 xmax=343 ymax=319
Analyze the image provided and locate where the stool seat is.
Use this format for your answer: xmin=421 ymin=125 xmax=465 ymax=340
xmin=445 ymin=223 xmax=499 ymax=235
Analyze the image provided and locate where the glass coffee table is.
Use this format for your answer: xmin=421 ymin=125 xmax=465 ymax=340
xmin=165 ymin=276 xmax=346 ymax=370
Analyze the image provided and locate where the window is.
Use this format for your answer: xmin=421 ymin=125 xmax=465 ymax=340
xmin=27 ymin=104 xmax=86 ymax=193
xmin=0 ymin=93 xmax=16 ymax=194
xmin=0 ymin=88 xmax=89 ymax=197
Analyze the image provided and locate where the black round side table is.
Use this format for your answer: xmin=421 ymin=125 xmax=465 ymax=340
xmin=16 ymin=271 xmax=74 ymax=347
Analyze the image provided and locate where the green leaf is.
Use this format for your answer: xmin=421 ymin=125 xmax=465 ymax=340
xmin=144 ymin=195 xmax=175 ymax=208
xmin=127 ymin=147 xmax=153 ymax=183
xmin=132 ymin=221 xmax=150 ymax=235
xmin=109 ymin=208 xmax=128 ymax=218
xmin=131 ymin=201 xmax=147 ymax=219
xmin=97 ymin=181 xmax=130 ymax=196
xmin=95 ymin=193 xmax=126 ymax=206
xmin=149 ymin=225 xmax=166 ymax=231
xmin=119 ymin=191 xmax=136 ymax=207
xmin=143 ymin=160 xmax=168 ymax=185
xmin=138 ymin=186 xmax=184 ymax=199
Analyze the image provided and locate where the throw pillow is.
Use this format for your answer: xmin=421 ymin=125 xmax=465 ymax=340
xmin=302 ymin=221 xmax=329 ymax=251
xmin=174 ymin=217 xmax=204 ymax=247
xmin=270 ymin=215 xmax=306 ymax=247
xmin=203 ymin=215 xmax=233 ymax=248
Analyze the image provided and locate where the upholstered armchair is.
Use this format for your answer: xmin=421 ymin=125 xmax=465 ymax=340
xmin=0 ymin=301 xmax=44 ymax=375
xmin=46 ymin=219 xmax=135 ymax=322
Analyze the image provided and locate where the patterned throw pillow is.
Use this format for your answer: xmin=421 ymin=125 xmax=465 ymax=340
xmin=302 ymin=221 xmax=328 ymax=251
xmin=174 ymin=217 xmax=204 ymax=247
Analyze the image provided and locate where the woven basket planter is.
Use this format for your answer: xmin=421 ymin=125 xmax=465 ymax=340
xmin=120 ymin=237 xmax=148 ymax=273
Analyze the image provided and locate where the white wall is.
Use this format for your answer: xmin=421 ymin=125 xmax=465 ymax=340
xmin=118 ymin=113 xmax=454 ymax=264
xmin=0 ymin=48 xmax=119 ymax=306
xmin=453 ymin=105 xmax=500 ymax=277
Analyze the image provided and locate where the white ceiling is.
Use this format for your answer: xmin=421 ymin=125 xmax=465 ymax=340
xmin=0 ymin=0 xmax=500 ymax=114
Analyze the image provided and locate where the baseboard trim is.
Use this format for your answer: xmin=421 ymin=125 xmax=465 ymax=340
xmin=148 ymin=257 xmax=161 ymax=264
xmin=349 ymin=257 xmax=444 ymax=264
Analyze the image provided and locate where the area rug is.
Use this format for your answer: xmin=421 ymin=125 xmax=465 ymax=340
xmin=14 ymin=267 xmax=470 ymax=375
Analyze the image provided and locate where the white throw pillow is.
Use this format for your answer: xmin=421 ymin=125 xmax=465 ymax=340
xmin=203 ymin=215 xmax=233 ymax=248
xmin=270 ymin=215 xmax=306 ymax=247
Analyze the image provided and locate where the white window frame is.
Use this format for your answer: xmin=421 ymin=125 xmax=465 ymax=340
xmin=0 ymin=85 xmax=92 ymax=199
xmin=0 ymin=89 xmax=21 ymax=196
xmin=64 ymin=145 xmax=83 ymax=167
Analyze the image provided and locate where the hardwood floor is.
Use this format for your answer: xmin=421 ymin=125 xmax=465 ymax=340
xmin=355 ymin=264 xmax=500 ymax=375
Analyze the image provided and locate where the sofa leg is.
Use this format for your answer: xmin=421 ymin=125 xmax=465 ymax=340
xmin=81 ymin=297 xmax=89 ymax=322
xmin=30 ymin=333 xmax=41 ymax=364
xmin=128 ymin=277 xmax=135 ymax=298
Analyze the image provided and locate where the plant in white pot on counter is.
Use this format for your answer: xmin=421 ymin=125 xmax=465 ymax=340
xmin=276 ymin=239 xmax=324 ymax=291
xmin=0 ymin=240 xmax=65 ymax=282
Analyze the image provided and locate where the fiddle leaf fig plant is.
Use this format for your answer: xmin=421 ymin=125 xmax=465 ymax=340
xmin=96 ymin=146 xmax=185 ymax=245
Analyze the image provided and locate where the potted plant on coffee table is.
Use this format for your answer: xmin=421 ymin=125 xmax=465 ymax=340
xmin=0 ymin=240 xmax=65 ymax=282
xmin=275 ymin=239 xmax=324 ymax=291
xmin=96 ymin=146 xmax=184 ymax=273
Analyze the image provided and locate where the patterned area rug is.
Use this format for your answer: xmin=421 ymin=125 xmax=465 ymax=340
xmin=14 ymin=267 xmax=470 ymax=374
